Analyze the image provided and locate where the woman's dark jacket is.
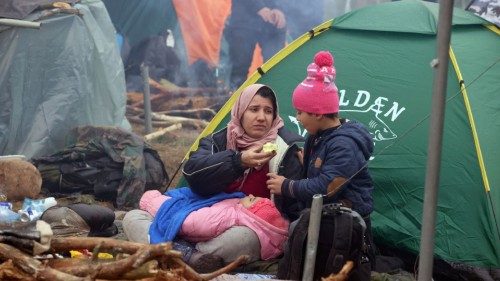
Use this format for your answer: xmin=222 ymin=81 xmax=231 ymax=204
xmin=182 ymin=127 xmax=304 ymax=219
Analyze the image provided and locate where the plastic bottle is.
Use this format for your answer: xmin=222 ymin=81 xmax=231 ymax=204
xmin=165 ymin=29 xmax=175 ymax=48
xmin=18 ymin=197 xmax=57 ymax=222
xmin=0 ymin=201 xmax=21 ymax=223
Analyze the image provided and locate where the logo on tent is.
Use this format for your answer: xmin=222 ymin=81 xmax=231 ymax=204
xmin=288 ymin=89 xmax=406 ymax=143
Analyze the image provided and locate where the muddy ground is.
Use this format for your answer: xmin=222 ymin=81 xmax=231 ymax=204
xmin=130 ymin=118 xmax=205 ymax=189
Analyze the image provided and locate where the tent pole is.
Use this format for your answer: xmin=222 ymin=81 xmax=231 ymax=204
xmin=302 ymin=194 xmax=323 ymax=281
xmin=417 ymin=1 xmax=454 ymax=280
xmin=0 ymin=19 xmax=41 ymax=29
xmin=141 ymin=64 xmax=153 ymax=134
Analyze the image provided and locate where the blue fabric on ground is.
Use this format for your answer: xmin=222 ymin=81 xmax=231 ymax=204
xmin=149 ymin=187 xmax=244 ymax=243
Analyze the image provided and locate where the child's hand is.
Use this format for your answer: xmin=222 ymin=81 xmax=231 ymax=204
xmin=267 ymin=173 xmax=285 ymax=195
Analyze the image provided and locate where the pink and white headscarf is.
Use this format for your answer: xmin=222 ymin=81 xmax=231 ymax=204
xmin=226 ymin=84 xmax=284 ymax=151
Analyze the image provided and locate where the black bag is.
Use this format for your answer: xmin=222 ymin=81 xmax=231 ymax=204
xmin=277 ymin=203 xmax=371 ymax=280
xmin=34 ymin=150 xmax=168 ymax=204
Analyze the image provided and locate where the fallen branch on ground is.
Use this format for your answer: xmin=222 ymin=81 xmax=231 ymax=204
xmin=0 ymin=243 xmax=88 ymax=281
xmin=144 ymin=124 xmax=183 ymax=141
xmin=127 ymin=115 xmax=207 ymax=130
xmin=1 ymin=237 xmax=251 ymax=280
xmin=156 ymin=108 xmax=216 ymax=121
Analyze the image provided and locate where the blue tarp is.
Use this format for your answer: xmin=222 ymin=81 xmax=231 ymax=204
xmin=0 ymin=0 xmax=129 ymax=158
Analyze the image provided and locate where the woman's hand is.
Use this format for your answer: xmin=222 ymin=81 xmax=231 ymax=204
xmin=266 ymin=173 xmax=285 ymax=195
xmin=240 ymin=146 xmax=276 ymax=168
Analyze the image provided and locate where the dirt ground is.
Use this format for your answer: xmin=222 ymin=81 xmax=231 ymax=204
xmin=127 ymin=89 xmax=228 ymax=189
xmin=130 ymin=122 xmax=205 ymax=189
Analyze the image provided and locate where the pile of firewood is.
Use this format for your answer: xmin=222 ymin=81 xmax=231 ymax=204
xmin=126 ymin=79 xmax=231 ymax=131
xmin=0 ymin=237 xmax=248 ymax=281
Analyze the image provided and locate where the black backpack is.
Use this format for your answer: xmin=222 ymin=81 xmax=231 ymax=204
xmin=277 ymin=203 xmax=371 ymax=280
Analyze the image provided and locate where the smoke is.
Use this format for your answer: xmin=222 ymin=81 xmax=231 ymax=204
xmin=114 ymin=0 xmax=473 ymax=97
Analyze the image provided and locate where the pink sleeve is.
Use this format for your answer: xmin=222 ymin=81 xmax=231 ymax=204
xmin=139 ymin=190 xmax=170 ymax=217
xmin=179 ymin=199 xmax=240 ymax=242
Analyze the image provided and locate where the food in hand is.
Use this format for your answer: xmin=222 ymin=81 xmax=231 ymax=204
xmin=263 ymin=142 xmax=278 ymax=153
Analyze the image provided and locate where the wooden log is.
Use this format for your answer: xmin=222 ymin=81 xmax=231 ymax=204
xmin=49 ymin=237 xmax=171 ymax=255
xmin=48 ymin=259 xmax=159 ymax=280
xmin=149 ymin=79 xmax=220 ymax=96
xmin=156 ymin=108 xmax=216 ymax=121
xmin=144 ymin=124 xmax=182 ymax=141
xmin=128 ymin=106 xmax=216 ymax=122
xmin=49 ymin=244 xmax=174 ymax=279
xmin=121 ymin=260 xmax=158 ymax=279
xmin=128 ymin=115 xmax=207 ymax=130
xmin=0 ymin=243 xmax=88 ymax=281
xmin=48 ymin=237 xmax=247 ymax=280
xmin=0 ymin=259 xmax=33 ymax=281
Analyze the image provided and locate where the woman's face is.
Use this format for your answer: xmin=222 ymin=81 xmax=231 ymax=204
xmin=240 ymin=194 xmax=261 ymax=208
xmin=241 ymin=94 xmax=275 ymax=139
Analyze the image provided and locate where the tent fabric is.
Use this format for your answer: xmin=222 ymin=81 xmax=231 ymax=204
xmin=103 ymin=0 xmax=261 ymax=75
xmin=0 ymin=0 xmax=77 ymax=20
xmin=101 ymin=0 xmax=178 ymax=48
xmin=0 ymin=0 xmax=129 ymax=159
xmin=333 ymin=0 xmax=486 ymax=34
xmin=173 ymin=0 xmax=231 ymax=67
xmin=183 ymin=0 xmax=500 ymax=270
xmin=102 ymin=0 xmax=231 ymax=67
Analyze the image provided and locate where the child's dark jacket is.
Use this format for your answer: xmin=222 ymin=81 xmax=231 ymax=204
xmin=282 ymin=120 xmax=374 ymax=216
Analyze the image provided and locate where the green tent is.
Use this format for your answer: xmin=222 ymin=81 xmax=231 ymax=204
xmin=102 ymin=0 xmax=177 ymax=47
xmin=184 ymin=0 xmax=500 ymax=270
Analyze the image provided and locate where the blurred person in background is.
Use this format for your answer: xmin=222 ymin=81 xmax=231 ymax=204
xmin=225 ymin=0 xmax=287 ymax=90
xmin=285 ymin=0 xmax=325 ymax=40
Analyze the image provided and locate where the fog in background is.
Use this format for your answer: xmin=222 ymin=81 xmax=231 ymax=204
xmin=117 ymin=0 xmax=474 ymax=95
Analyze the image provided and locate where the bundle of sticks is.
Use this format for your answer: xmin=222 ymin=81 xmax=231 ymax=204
xmin=0 ymin=237 xmax=248 ymax=281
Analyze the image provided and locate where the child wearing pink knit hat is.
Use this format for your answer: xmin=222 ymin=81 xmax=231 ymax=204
xmin=291 ymin=50 xmax=339 ymax=115
xmin=266 ymin=50 xmax=376 ymax=268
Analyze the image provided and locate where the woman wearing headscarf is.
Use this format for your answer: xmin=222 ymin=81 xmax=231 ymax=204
xmin=123 ymin=84 xmax=303 ymax=272
xmin=183 ymin=83 xmax=303 ymax=215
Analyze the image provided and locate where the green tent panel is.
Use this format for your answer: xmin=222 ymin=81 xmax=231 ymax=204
xmin=102 ymin=0 xmax=177 ymax=46
xmin=183 ymin=0 xmax=500 ymax=268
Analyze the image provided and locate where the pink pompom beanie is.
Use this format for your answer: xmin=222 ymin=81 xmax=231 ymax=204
xmin=292 ymin=50 xmax=339 ymax=114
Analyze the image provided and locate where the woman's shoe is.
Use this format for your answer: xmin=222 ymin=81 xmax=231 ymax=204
xmin=188 ymin=251 xmax=225 ymax=273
